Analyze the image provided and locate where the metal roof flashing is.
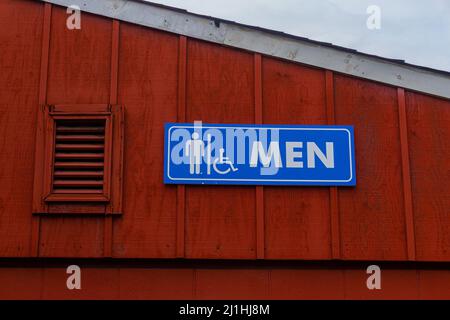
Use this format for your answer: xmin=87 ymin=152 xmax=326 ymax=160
xmin=41 ymin=0 xmax=450 ymax=99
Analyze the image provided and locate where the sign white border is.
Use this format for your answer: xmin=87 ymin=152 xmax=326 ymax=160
xmin=166 ymin=126 xmax=354 ymax=183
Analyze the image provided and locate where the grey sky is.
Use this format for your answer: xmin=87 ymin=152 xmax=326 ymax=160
xmin=148 ymin=0 xmax=450 ymax=72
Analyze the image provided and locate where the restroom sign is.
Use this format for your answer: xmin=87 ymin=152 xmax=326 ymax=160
xmin=164 ymin=123 xmax=356 ymax=186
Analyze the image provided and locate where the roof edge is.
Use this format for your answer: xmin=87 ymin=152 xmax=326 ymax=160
xmin=41 ymin=0 xmax=450 ymax=99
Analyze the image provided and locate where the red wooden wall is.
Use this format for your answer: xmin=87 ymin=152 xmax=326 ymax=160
xmin=1 ymin=263 xmax=450 ymax=300
xmin=0 ymin=0 xmax=449 ymax=264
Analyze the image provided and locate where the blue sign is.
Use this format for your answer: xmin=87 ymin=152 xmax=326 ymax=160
xmin=164 ymin=123 xmax=356 ymax=186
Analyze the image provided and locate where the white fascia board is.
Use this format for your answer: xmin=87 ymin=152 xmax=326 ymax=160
xmin=42 ymin=0 xmax=450 ymax=99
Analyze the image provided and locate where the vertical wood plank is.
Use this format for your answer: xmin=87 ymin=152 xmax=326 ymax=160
xmin=406 ymin=92 xmax=450 ymax=261
xmin=109 ymin=20 xmax=120 ymax=105
xmin=39 ymin=7 xmax=112 ymax=257
xmin=397 ymin=88 xmax=416 ymax=261
xmin=185 ymin=40 xmax=256 ymax=259
xmin=46 ymin=9 xmax=111 ymax=104
xmin=109 ymin=104 xmax=124 ymax=215
xmin=334 ymin=75 xmax=407 ymax=260
xmin=113 ymin=24 xmax=178 ymax=258
xmin=326 ymin=70 xmax=340 ymax=259
xmin=254 ymin=54 xmax=263 ymax=123
xmin=104 ymin=20 xmax=120 ymax=257
xmin=31 ymin=2 xmax=52 ymax=257
xmin=262 ymin=58 xmax=330 ymax=259
xmin=0 ymin=0 xmax=43 ymax=257
xmin=176 ymin=36 xmax=187 ymax=258
xmin=254 ymin=54 xmax=265 ymax=259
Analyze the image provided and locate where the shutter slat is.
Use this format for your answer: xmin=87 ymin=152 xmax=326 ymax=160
xmin=54 ymin=171 xmax=104 ymax=178
xmin=53 ymin=180 xmax=104 ymax=187
xmin=57 ymin=126 xmax=104 ymax=133
xmin=55 ymin=144 xmax=104 ymax=151
xmin=56 ymin=135 xmax=105 ymax=141
xmin=54 ymin=162 xmax=104 ymax=168
xmin=55 ymin=153 xmax=104 ymax=159
xmin=52 ymin=119 xmax=107 ymax=193
xmin=53 ymin=189 xmax=104 ymax=194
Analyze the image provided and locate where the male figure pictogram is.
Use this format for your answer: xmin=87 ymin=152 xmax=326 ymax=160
xmin=185 ymin=132 xmax=204 ymax=174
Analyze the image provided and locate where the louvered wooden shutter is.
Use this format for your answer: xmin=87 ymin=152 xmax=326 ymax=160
xmin=53 ymin=119 xmax=106 ymax=194
xmin=33 ymin=104 xmax=124 ymax=214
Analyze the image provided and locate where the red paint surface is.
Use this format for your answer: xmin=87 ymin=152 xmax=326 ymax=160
xmin=0 ymin=0 xmax=450 ymax=299
xmin=406 ymin=92 xmax=450 ymax=261
xmin=185 ymin=40 xmax=256 ymax=259
xmin=334 ymin=76 xmax=408 ymax=260
xmin=113 ymin=23 xmax=179 ymax=258
xmin=0 ymin=265 xmax=449 ymax=300
xmin=262 ymin=59 xmax=331 ymax=260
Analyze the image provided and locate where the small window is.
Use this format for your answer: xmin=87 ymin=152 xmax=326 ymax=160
xmin=33 ymin=104 xmax=124 ymax=214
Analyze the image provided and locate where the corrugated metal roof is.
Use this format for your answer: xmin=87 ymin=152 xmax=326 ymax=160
xmin=41 ymin=0 xmax=450 ymax=99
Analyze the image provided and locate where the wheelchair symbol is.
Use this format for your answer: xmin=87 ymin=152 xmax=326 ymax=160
xmin=213 ymin=148 xmax=238 ymax=175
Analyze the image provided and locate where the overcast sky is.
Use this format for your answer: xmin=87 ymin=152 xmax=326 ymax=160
xmin=148 ymin=0 xmax=450 ymax=72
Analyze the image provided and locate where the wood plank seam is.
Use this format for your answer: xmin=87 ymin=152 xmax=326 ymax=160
xmin=30 ymin=2 xmax=52 ymax=257
xmin=254 ymin=53 xmax=265 ymax=259
xmin=176 ymin=36 xmax=187 ymax=258
xmin=397 ymin=88 xmax=416 ymax=261
xmin=104 ymin=19 xmax=120 ymax=257
xmin=325 ymin=70 xmax=341 ymax=259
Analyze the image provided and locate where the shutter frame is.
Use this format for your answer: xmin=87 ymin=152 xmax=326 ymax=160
xmin=32 ymin=104 xmax=124 ymax=215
